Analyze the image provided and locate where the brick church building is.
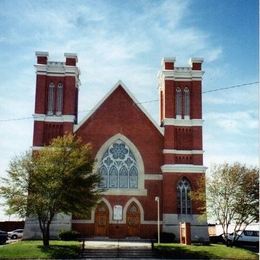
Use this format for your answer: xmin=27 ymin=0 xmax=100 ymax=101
xmin=24 ymin=52 xmax=208 ymax=241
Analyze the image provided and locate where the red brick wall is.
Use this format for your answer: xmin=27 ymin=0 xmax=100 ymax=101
xmin=163 ymin=173 xmax=205 ymax=214
xmin=75 ymin=86 xmax=164 ymax=174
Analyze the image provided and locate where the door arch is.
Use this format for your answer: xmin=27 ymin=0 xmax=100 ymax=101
xmin=95 ymin=202 xmax=109 ymax=236
xmin=126 ymin=202 xmax=140 ymax=237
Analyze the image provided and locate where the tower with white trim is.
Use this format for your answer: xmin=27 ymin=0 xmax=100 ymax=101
xmin=33 ymin=52 xmax=80 ymax=148
xmin=158 ymin=57 xmax=207 ymax=238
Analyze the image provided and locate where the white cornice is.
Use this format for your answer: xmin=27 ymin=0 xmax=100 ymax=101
xmin=102 ymin=188 xmax=147 ymax=196
xmin=35 ymin=51 xmax=48 ymax=57
xmin=161 ymin=164 xmax=207 ymax=173
xmin=144 ymin=174 xmax=163 ymax=180
xmin=34 ymin=64 xmax=80 ymax=76
xmin=159 ymin=69 xmax=204 ymax=81
xmin=163 ymin=149 xmax=204 ymax=155
xmin=33 ymin=114 xmax=75 ymax=123
xmin=163 ymin=118 xmax=203 ymax=126
xmin=32 ymin=146 xmax=44 ymax=150
xmin=74 ymin=80 xmax=164 ymax=135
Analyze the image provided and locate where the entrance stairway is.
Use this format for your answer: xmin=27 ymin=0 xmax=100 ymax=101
xmin=79 ymin=239 xmax=159 ymax=259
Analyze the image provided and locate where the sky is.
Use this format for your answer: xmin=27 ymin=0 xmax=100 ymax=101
xmin=0 ymin=0 xmax=258 ymax=220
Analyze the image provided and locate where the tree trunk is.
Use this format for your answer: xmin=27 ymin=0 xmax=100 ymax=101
xmin=42 ymin=224 xmax=50 ymax=247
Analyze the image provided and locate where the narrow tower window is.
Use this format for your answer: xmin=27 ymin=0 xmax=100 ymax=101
xmin=47 ymin=82 xmax=55 ymax=115
xmin=177 ymin=178 xmax=192 ymax=215
xmin=175 ymin=87 xmax=182 ymax=118
xmin=184 ymin=87 xmax=190 ymax=118
xmin=56 ymin=83 xmax=63 ymax=115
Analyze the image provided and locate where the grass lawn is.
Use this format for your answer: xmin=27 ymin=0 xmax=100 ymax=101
xmin=155 ymin=243 xmax=258 ymax=259
xmin=0 ymin=240 xmax=81 ymax=259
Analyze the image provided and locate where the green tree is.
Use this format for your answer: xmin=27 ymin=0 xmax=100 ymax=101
xmin=207 ymin=163 xmax=259 ymax=246
xmin=0 ymin=134 xmax=102 ymax=247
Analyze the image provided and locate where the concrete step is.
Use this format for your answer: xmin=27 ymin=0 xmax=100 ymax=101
xmin=80 ymin=248 xmax=157 ymax=258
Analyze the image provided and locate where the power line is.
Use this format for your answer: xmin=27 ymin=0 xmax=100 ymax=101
xmin=0 ymin=81 xmax=258 ymax=122
xmin=202 ymin=81 xmax=259 ymax=94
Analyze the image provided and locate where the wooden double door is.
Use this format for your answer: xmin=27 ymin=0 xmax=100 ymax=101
xmin=126 ymin=202 xmax=140 ymax=237
xmin=94 ymin=202 xmax=140 ymax=237
xmin=94 ymin=202 xmax=109 ymax=236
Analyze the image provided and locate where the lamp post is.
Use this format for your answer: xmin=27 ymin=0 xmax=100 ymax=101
xmin=155 ymin=196 xmax=160 ymax=244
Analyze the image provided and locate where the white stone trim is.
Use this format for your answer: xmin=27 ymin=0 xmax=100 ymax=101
xmin=102 ymin=189 xmax=147 ymax=196
xmin=34 ymin=64 xmax=80 ymax=76
xmin=159 ymin=69 xmax=204 ymax=81
xmin=35 ymin=51 xmax=49 ymax=57
xmin=122 ymin=197 xmax=144 ymax=224
xmin=32 ymin=146 xmax=44 ymax=151
xmin=161 ymin=164 xmax=207 ymax=173
xmin=190 ymin=57 xmax=204 ymax=65
xmin=64 ymin=53 xmax=78 ymax=62
xmin=33 ymin=114 xmax=75 ymax=123
xmin=162 ymin=213 xmax=209 ymax=241
xmin=73 ymin=197 xmax=161 ymax=225
xmin=163 ymin=149 xmax=204 ymax=155
xmin=94 ymin=133 xmax=147 ymax=196
xmin=144 ymin=174 xmax=163 ymax=180
xmin=163 ymin=118 xmax=203 ymax=126
xmin=74 ymin=80 xmax=164 ymax=135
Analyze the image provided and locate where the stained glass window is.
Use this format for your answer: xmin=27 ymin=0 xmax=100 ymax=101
xmin=56 ymin=82 xmax=63 ymax=115
xmin=177 ymin=178 xmax=192 ymax=215
xmin=184 ymin=87 xmax=190 ymax=117
xmin=176 ymin=87 xmax=182 ymax=117
xmin=47 ymin=82 xmax=55 ymax=115
xmin=99 ymin=139 xmax=138 ymax=189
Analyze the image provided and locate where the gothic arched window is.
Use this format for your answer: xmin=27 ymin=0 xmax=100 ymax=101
xmin=175 ymin=87 xmax=182 ymax=117
xmin=177 ymin=178 xmax=192 ymax=215
xmin=56 ymin=82 xmax=63 ymax=115
xmin=47 ymin=82 xmax=55 ymax=115
xmin=184 ymin=87 xmax=190 ymax=117
xmin=99 ymin=139 xmax=138 ymax=189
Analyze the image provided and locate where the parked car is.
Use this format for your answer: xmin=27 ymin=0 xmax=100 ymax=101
xmin=8 ymin=229 xmax=24 ymax=239
xmin=0 ymin=230 xmax=8 ymax=244
xmin=209 ymin=233 xmax=225 ymax=244
xmin=228 ymin=230 xmax=259 ymax=246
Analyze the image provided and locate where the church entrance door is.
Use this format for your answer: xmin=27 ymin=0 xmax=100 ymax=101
xmin=95 ymin=202 xmax=109 ymax=236
xmin=126 ymin=202 xmax=140 ymax=237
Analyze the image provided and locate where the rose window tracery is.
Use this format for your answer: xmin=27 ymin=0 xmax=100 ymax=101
xmin=99 ymin=139 xmax=138 ymax=189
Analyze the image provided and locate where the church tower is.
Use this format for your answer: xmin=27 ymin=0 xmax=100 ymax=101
xmin=33 ymin=52 xmax=80 ymax=148
xmin=158 ymin=57 xmax=208 ymax=239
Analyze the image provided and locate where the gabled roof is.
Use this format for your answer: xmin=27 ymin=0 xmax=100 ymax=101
xmin=74 ymin=80 xmax=164 ymax=135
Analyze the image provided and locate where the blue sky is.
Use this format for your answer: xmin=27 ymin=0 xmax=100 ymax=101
xmin=0 ymin=0 xmax=258 ymax=220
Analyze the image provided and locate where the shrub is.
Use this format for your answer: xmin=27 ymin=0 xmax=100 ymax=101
xmin=59 ymin=230 xmax=80 ymax=241
xmin=154 ymin=232 xmax=176 ymax=243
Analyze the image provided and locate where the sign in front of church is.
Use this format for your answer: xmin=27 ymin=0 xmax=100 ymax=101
xmin=113 ymin=205 xmax=123 ymax=220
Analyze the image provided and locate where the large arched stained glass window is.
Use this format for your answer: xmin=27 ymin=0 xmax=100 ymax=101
xmin=177 ymin=178 xmax=192 ymax=215
xmin=99 ymin=139 xmax=138 ymax=189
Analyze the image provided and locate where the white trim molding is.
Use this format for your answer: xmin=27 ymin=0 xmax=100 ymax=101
xmin=74 ymin=80 xmax=164 ymax=135
xmin=161 ymin=164 xmax=207 ymax=173
xmin=35 ymin=64 xmax=80 ymax=75
xmin=33 ymin=114 xmax=75 ymax=123
xmin=144 ymin=174 xmax=163 ymax=180
xmin=163 ymin=118 xmax=203 ymax=126
xmin=158 ymin=68 xmax=204 ymax=81
xmin=163 ymin=149 xmax=204 ymax=155
xmin=32 ymin=146 xmax=44 ymax=151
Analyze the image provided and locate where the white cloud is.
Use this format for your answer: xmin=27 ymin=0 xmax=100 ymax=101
xmin=204 ymin=111 xmax=258 ymax=134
